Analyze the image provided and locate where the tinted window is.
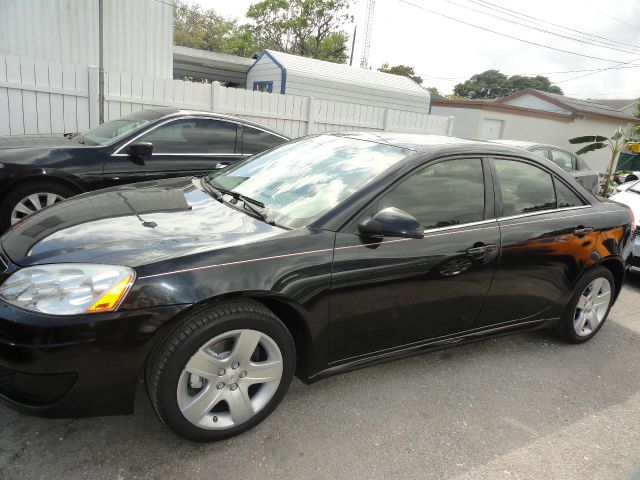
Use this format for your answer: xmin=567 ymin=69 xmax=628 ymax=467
xmin=494 ymin=159 xmax=556 ymax=216
xmin=550 ymin=149 xmax=575 ymax=171
xmin=554 ymin=178 xmax=584 ymax=208
xmin=140 ymin=118 xmax=237 ymax=154
xmin=243 ymin=127 xmax=287 ymax=154
xmin=531 ymin=148 xmax=550 ymax=160
xmin=379 ymin=158 xmax=485 ymax=229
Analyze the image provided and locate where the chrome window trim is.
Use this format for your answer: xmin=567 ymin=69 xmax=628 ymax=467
xmin=422 ymin=218 xmax=498 ymax=235
xmin=498 ymin=204 xmax=592 ymax=223
xmin=112 ymin=115 xmax=287 ymax=157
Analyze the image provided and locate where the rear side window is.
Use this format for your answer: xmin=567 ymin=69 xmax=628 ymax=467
xmin=139 ymin=118 xmax=237 ymax=154
xmin=243 ymin=127 xmax=287 ymax=155
xmin=554 ymin=178 xmax=585 ymax=208
xmin=550 ymin=149 xmax=575 ymax=172
xmin=494 ymin=159 xmax=556 ymax=216
xmin=530 ymin=148 xmax=550 ymax=160
xmin=379 ymin=158 xmax=485 ymax=229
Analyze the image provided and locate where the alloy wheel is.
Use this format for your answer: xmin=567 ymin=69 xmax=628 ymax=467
xmin=10 ymin=192 xmax=65 ymax=225
xmin=573 ymin=277 xmax=612 ymax=337
xmin=177 ymin=329 xmax=284 ymax=430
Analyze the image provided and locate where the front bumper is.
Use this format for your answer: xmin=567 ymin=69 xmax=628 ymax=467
xmin=0 ymin=301 xmax=190 ymax=417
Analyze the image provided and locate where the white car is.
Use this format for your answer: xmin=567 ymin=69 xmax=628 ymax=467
xmin=610 ymin=180 xmax=640 ymax=274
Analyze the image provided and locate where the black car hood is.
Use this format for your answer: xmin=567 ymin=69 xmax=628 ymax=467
xmin=0 ymin=134 xmax=81 ymax=149
xmin=1 ymin=178 xmax=284 ymax=267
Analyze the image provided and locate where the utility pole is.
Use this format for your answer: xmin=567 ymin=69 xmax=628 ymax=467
xmin=98 ymin=0 xmax=104 ymax=124
xmin=349 ymin=25 xmax=357 ymax=66
xmin=359 ymin=0 xmax=375 ymax=69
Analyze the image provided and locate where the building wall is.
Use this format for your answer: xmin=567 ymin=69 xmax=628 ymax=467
xmin=431 ymin=105 xmax=619 ymax=172
xmin=246 ymin=54 xmax=284 ymax=94
xmin=502 ymin=94 xmax=572 ymax=115
xmin=0 ymin=0 xmax=173 ymax=77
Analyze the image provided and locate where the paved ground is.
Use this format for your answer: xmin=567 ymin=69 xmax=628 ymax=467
xmin=1 ymin=276 xmax=640 ymax=480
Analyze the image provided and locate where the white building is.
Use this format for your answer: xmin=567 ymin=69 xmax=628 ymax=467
xmin=0 ymin=0 xmax=174 ymax=78
xmin=432 ymin=89 xmax=640 ymax=172
xmin=246 ymin=50 xmax=431 ymax=114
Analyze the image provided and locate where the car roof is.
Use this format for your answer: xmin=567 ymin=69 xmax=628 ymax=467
xmin=333 ymin=132 xmax=483 ymax=151
xmin=488 ymin=139 xmax=540 ymax=149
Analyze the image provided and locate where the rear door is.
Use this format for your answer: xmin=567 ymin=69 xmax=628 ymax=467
xmin=475 ymin=156 xmax=596 ymax=327
xmin=104 ymin=117 xmax=241 ymax=185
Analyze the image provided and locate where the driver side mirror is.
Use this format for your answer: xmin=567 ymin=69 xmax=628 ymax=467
xmin=127 ymin=141 xmax=153 ymax=157
xmin=357 ymin=207 xmax=424 ymax=239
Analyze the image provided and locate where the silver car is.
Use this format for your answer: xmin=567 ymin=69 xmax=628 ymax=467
xmin=610 ymin=180 xmax=640 ymax=274
xmin=490 ymin=140 xmax=599 ymax=195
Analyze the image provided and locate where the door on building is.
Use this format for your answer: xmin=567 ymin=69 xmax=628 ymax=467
xmin=479 ymin=119 xmax=504 ymax=140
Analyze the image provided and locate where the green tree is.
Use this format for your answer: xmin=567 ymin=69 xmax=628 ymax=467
xmin=378 ymin=63 xmax=423 ymax=85
xmin=173 ymin=1 xmax=240 ymax=53
xmin=453 ymin=69 xmax=563 ymax=99
xmin=570 ymin=126 xmax=640 ymax=197
xmin=246 ymin=0 xmax=353 ymax=63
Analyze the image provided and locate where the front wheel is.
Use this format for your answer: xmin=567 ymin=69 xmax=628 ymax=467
xmin=0 ymin=181 xmax=75 ymax=231
xmin=555 ymin=266 xmax=615 ymax=343
xmin=146 ymin=301 xmax=296 ymax=441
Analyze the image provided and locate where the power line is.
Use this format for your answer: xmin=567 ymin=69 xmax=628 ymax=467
xmin=421 ymin=64 xmax=640 ymax=81
xmin=450 ymin=0 xmax=640 ymax=56
xmin=590 ymin=6 xmax=640 ymax=33
xmin=557 ymin=56 xmax=640 ymax=83
xmin=472 ymin=0 xmax=640 ymax=52
xmin=395 ymin=0 xmax=631 ymax=64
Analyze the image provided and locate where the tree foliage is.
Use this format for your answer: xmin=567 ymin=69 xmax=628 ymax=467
xmin=173 ymin=0 xmax=353 ymax=64
xmin=377 ymin=63 xmax=423 ymax=85
xmin=453 ymin=69 xmax=563 ymax=99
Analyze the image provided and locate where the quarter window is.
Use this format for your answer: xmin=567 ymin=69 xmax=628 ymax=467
xmin=554 ymin=178 xmax=585 ymax=208
xmin=379 ymin=158 xmax=485 ymax=230
xmin=243 ymin=127 xmax=287 ymax=155
xmin=138 ymin=118 xmax=237 ymax=154
xmin=494 ymin=159 xmax=556 ymax=216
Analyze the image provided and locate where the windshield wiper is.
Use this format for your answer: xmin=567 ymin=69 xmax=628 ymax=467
xmin=200 ymin=177 xmax=276 ymax=226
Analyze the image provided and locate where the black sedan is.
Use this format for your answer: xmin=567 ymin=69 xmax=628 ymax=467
xmin=0 ymin=133 xmax=633 ymax=441
xmin=0 ymin=107 xmax=288 ymax=230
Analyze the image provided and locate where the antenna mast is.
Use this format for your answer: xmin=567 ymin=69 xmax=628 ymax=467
xmin=359 ymin=0 xmax=375 ymax=69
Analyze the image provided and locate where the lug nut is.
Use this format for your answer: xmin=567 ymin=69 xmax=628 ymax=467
xmin=239 ymin=371 xmax=247 ymax=378
xmin=217 ymin=368 xmax=226 ymax=376
xmin=231 ymin=362 xmax=240 ymax=369
xmin=230 ymin=383 xmax=238 ymax=391
xmin=216 ymin=382 xmax=225 ymax=390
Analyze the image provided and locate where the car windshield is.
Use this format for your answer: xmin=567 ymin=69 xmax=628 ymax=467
xmin=208 ymin=135 xmax=410 ymax=228
xmin=79 ymin=110 xmax=166 ymax=146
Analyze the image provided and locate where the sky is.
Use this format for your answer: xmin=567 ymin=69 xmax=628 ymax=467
xmin=187 ymin=0 xmax=640 ymax=100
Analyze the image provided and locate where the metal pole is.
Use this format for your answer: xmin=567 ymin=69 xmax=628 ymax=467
xmin=349 ymin=26 xmax=357 ymax=66
xmin=98 ymin=0 xmax=104 ymax=124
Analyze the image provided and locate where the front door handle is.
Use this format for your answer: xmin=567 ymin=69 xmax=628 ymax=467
xmin=574 ymin=226 xmax=594 ymax=237
xmin=215 ymin=162 xmax=229 ymax=169
xmin=466 ymin=243 xmax=497 ymax=258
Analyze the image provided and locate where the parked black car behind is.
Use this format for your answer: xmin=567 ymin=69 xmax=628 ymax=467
xmin=0 ymin=133 xmax=634 ymax=441
xmin=0 ymin=108 xmax=289 ymax=230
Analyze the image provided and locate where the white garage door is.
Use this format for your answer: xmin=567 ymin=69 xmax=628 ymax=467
xmin=479 ymin=119 xmax=504 ymax=140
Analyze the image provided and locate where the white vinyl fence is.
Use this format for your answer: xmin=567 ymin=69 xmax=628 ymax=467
xmin=0 ymin=54 xmax=454 ymax=138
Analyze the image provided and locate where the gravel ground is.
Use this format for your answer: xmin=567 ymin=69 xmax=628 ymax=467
xmin=1 ymin=275 xmax=639 ymax=480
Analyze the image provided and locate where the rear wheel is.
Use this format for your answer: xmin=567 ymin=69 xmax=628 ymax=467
xmin=146 ymin=301 xmax=295 ymax=441
xmin=0 ymin=181 xmax=75 ymax=231
xmin=555 ymin=266 xmax=614 ymax=343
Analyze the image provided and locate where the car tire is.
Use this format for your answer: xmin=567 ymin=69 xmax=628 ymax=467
xmin=0 ymin=181 xmax=75 ymax=231
xmin=555 ymin=266 xmax=615 ymax=343
xmin=146 ymin=301 xmax=296 ymax=442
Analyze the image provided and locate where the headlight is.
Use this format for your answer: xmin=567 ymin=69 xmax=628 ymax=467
xmin=0 ymin=264 xmax=135 ymax=315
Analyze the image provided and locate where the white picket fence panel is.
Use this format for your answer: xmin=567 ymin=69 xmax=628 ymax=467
xmin=0 ymin=54 xmax=455 ymax=138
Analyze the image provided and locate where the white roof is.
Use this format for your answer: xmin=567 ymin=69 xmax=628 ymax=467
xmin=264 ymin=50 xmax=428 ymax=95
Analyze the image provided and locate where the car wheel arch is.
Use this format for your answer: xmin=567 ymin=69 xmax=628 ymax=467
xmin=598 ymin=257 xmax=625 ymax=300
xmin=1 ymin=174 xmax=85 ymax=201
xmin=145 ymin=292 xmax=314 ymax=381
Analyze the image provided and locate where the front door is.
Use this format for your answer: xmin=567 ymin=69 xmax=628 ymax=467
xmin=104 ymin=117 xmax=242 ymax=185
xmin=329 ymin=157 xmax=500 ymax=363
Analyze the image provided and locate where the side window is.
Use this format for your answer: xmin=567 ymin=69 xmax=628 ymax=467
xmin=243 ymin=127 xmax=287 ymax=155
xmin=531 ymin=148 xmax=550 ymax=160
xmin=139 ymin=118 xmax=237 ymax=154
xmin=379 ymin=158 xmax=485 ymax=230
xmin=549 ymin=149 xmax=575 ymax=172
xmin=494 ymin=159 xmax=556 ymax=216
xmin=554 ymin=178 xmax=585 ymax=208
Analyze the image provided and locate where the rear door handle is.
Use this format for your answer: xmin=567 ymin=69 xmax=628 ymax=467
xmin=574 ymin=226 xmax=593 ymax=237
xmin=466 ymin=243 xmax=497 ymax=258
